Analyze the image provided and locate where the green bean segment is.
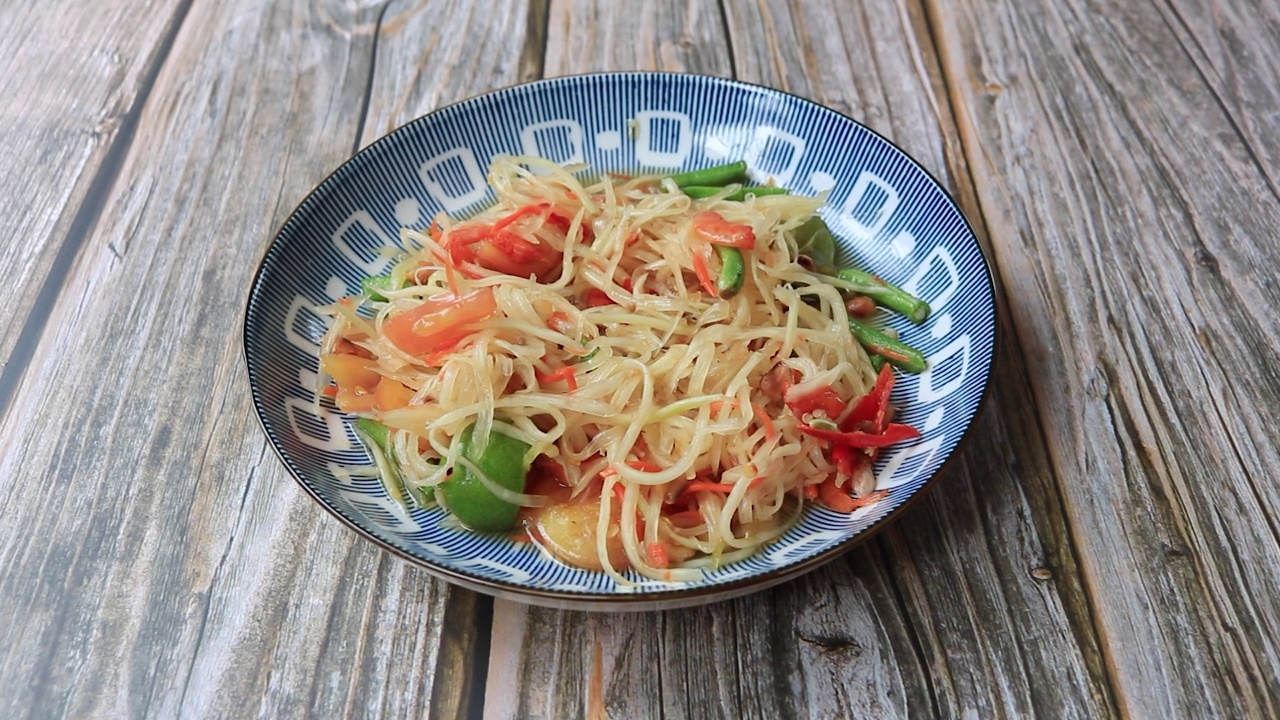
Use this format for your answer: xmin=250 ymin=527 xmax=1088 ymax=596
xmin=666 ymin=160 xmax=748 ymax=188
xmin=847 ymin=319 xmax=927 ymax=373
xmin=836 ymin=268 xmax=931 ymax=324
xmin=681 ymin=185 xmax=791 ymax=201
xmin=714 ymin=245 xmax=744 ymax=298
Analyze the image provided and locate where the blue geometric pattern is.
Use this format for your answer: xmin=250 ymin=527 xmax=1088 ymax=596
xmin=243 ymin=73 xmax=997 ymax=607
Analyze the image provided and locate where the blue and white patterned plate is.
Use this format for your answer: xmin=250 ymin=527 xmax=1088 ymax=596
xmin=243 ymin=73 xmax=997 ymax=610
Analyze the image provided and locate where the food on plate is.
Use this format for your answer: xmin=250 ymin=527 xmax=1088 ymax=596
xmin=316 ymin=157 xmax=930 ymax=582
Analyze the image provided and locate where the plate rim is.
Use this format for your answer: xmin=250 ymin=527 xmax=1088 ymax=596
xmin=241 ymin=71 xmax=1001 ymax=610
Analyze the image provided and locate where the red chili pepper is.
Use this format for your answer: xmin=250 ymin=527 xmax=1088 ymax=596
xmin=798 ymin=422 xmax=920 ymax=448
xmin=844 ymin=363 xmax=896 ymax=431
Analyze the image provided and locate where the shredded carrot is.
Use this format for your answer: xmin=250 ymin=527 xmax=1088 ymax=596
xmin=690 ymin=249 xmax=719 ymax=296
xmin=748 ymin=476 xmax=765 ymax=490
xmin=491 ymin=203 xmax=550 ymax=232
xmin=646 ymin=542 xmax=670 ymax=569
xmin=535 ymin=365 xmax=578 ymax=392
xmin=707 ymin=398 xmax=740 ymax=417
xmin=804 ymin=484 xmax=819 ymax=500
xmin=663 ymin=509 xmax=704 ymax=525
xmin=749 ymin=403 xmax=776 ymax=440
xmin=683 ymin=481 xmax=737 ymax=495
xmin=319 ymin=385 xmax=338 ymax=397
xmin=443 ymin=259 xmax=462 ymax=295
xmin=612 ymin=483 xmax=625 ymax=502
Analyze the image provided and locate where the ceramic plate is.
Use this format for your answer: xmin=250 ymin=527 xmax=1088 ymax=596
xmin=243 ymin=73 xmax=997 ymax=610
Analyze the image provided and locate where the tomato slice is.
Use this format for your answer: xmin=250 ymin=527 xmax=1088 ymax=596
xmin=442 ymin=205 xmax=565 ymax=279
xmin=692 ymin=211 xmax=756 ymax=249
xmin=383 ymin=288 xmax=499 ymax=356
xmin=374 ymin=377 xmax=415 ymax=411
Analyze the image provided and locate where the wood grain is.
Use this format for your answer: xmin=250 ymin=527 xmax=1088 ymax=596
xmin=482 ymin=1 xmax=1112 ymax=718
xmin=543 ymin=0 xmax=733 ymax=77
xmin=0 ymin=0 xmax=187 ymax=409
xmin=926 ymin=0 xmax=1280 ymax=716
xmin=0 ymin=0 xmax=530 ymax=717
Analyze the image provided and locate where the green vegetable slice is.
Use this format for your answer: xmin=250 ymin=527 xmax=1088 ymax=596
xmin=681 ymin=185 xmax=791 ymax=201
xmin=791 ymin=216 xmax=837 ymax=275
xmin=360 ymin=275 xmax=403 ymax=302
xmin=438 ymin=422 xmax=532 ymax=532
xmin=666 ymin=161 xmax=748 ymax=188
xmin=352 ymin=418 xmax=430 ymax=508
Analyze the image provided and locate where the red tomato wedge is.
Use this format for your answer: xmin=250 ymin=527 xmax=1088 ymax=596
xmin=443 ymin=204 xmax=566 ymax=279
xmin=383 ymin=288 xmax=499 ymax=356
xmin=691 ymin=211 xmax=756 ymax=249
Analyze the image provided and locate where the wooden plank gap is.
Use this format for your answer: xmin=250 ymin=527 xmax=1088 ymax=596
xmin=351 ymin=0 xmax=395 ymax=157
xmin=912 ymin=0 xmax=1125 ymax=715
xmin=716 ymin=0 xmax=738 ymax=79
xmin=0 ymin=0 xmax=195 ymax=426
xmin=519 ymin=0 xmax=550 ymax=82
xmin=431 ymin=590 xmax=491 ymax=719
xmin=874 ymin=537 xmax=945 ymax=719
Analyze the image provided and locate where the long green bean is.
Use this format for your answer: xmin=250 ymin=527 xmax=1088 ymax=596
xmin=682 ymin=185 xmax=791 ymax=201
xmin=667 ymin=161 xmax=747 ymax=188
xmin=847 ymin=319 xmax=927 ymax=373
xmin=836 ymin=268 xmax=931 ymax=324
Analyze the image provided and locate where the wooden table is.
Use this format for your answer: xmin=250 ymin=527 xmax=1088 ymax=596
xmin=3 ymin=0 xmax=1277 ymax=717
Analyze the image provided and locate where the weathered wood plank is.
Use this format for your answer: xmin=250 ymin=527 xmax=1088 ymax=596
xmin=926 ymin=0 xmax=1280 ymax=716
xmin=543 ymin=0 xmax=732 ymax=76
xmin=483 ymin=1 xmax=1112 ymax=718
xmin=0 ymin=0 xmax=531 ymax=717
xmin=0 ymin=0 xmax=186 ymax=408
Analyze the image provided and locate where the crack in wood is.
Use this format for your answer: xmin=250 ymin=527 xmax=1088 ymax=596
xmin=0 ymin=0 xmax=195 ymax=428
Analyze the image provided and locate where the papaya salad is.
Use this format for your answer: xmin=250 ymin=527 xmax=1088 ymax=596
xmin=316 ymin=156 xmax=931 ymax=583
